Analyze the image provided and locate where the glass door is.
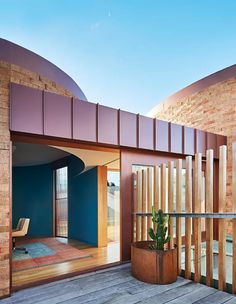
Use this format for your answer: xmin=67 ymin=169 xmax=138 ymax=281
xmin=55 ymin=166 xmax=68 ymax=237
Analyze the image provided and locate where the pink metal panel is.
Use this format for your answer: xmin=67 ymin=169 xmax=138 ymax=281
xmin=10 ymin=83 xmax=43 ymax=134
xmin=170 ymin=123 xmax=183 ymax=154
xmin=138 ymin=115 xmax=154 ymax=150
xmin=183 ymin=126 xmax=195 ymax=155
xmin=155 ymin=119 xmax=169 ymax=152
xmin=196 ymin=129 xmax=206 ymax=157
xmin=44 ymin=91 xmax=72 ymax=138
xmin=73 ymin=99 xmax=96 ymax=142
xmin=119 ymin=110 xmax=137 ymax=147
xmin=97 ymin=105 xmax=118 ymax=145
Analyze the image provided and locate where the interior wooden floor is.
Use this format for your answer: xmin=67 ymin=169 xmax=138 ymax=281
xmin=12 ymin=238 xmax=120 ymax=290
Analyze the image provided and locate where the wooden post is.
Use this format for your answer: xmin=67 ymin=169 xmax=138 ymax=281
xmin=176 ymin=159 xmax=182 ymax=274
xmin=147 ymin=167 xmax=153 ymax=240
xmin=194 ymin=153 xmax=202 ymax=282
xmin=133 ymin=172 xmax=137 ymax=242
xmin=218 ymin=145 xmax=227 ymax=291
xmin=142 ymin=169 xmax=147 ymax=241
xmin=205 ymin=149 xmax=214 ymax=287
xmin=154 ymin=166 xmax=160 ymax=211
xmin=233 ymin=142 xmax=236 ymax=294
xmin=136 ymin=170 xmax=142 ymax=242
xmin=168 ymin=161 xmax=174 ymax=249
xmin=161 ymin=163 xmax=167 ymax=212
xmin=185 ymin=156 xmax=192 ymax=279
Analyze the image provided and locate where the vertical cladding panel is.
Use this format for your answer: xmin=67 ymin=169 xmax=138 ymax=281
xmin=207 ymin=132 xmax=217 ymax=155
xmin=184 ymin=126 xmax=195 ymax=155
xmin=44 ymin=91 xmax=72 ymax=138
xmin=97 ymin=105 xmax=118 ymax=145
xmin=10 ymin=83 xmax=43 ymax=134
xmin=138 ymin=115 xmax=154 ymax=150
xmin=119 ymin=110 xmax=137 ymax=147
xmin=73 ymin=99 xmax=97 ymax=142
xmin=196 ymin=129 xmax=206 ymax=157
xmin=155 ymin=119 xmax=169 ymax=152
xmin=170 ymin=123 xmax=183 ymax=154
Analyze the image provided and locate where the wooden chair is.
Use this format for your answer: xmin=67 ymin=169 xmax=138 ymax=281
xmin=12 ymin=218 xmax=30 ymax=254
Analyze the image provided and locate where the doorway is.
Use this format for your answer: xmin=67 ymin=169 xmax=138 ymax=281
xmin=55 ymin=166 xmax=68 ymax=238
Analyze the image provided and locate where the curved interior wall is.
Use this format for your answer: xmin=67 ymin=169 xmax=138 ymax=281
xmin=12 ymin=155 xmax=99 ymax=245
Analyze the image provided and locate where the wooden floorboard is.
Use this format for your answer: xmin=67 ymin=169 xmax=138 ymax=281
xmin=3 ymin=264 xmax=236 ymax=304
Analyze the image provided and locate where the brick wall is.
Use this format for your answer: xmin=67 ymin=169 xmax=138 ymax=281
xmin=0 ymin=60 xmax=76 ymax=298
xmin=152 ymin=76 xmax=236 ymax=233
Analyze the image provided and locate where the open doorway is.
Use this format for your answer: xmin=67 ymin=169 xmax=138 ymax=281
xmin=11 ymin=140 xmax=121 ymax=290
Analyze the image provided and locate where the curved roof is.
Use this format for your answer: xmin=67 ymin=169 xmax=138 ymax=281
xmin=148 ymin=64 xmax=236 ymax=116
xmin=0 ymin=38 xmax=87 ymax=100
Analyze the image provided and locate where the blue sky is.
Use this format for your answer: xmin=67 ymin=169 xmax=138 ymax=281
xmin=0 ymin=0 xmax=236 ymax=114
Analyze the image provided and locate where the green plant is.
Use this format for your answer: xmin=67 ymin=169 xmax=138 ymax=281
xmin=148 ymin=208 xmax=171 ymax=250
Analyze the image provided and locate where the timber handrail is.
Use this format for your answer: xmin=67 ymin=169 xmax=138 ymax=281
xmin=133 ymin=212 xmax=236 ymax=218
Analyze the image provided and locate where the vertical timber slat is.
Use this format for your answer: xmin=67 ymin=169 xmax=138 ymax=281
xmin=232 ymin=142 xmax=236 ymax=294
xmin=218 ymin=145 xmax=227 ymax=291
xmin=154 ymin=166 xmax=160 ymax=211
xmin=185 ymin=156 xmax=192 ymax=279
xmin=194 ymin=153 xmax=202 ymax=282
xmin=168 ymin=161 xmax=174 ymax=249
xmin=136 ymin=170 xmax=142 ymax=242
xmin=147 ymin=167 xmax=153 ymax=240
xmin=142 ymin=169 xmax=147 ymax=241
xmin=176 ymin=159 xmax=182 ymax=274
xmin=205 ymin=149 xmax=214 ymax=287
xmin=161 ymin=163 xmax=167 ymax=212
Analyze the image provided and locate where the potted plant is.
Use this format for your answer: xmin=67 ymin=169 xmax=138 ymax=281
xmin=131 ymin=208 xmax=177 ymax=284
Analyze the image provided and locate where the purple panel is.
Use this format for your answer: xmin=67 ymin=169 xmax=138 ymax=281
xmin=170 ymin=123 xmax=183 ymax=154
xmin=98 ymin=105 xmax=118 ymax=145
xmin=183 ymin=126 xmax=195 ymax=155
xmin=10 ymin=83 xmax=43 ymax=134
xmin=119 ymin=110 xmax=137 ymax=147
xmin=73 ymin=99 xmax=96 ymax=142
xmin=44 ymin=91 xmax=72 ymax=138
xmin=207 ymin=132 xmax=217 ymax=156
xmin=196 ymin=130 xmax=206 ymax=157
xmin=138 ymin=115 xmax=154 ymax=150
xmin=155 ymin=120 xmax=169 ymax=152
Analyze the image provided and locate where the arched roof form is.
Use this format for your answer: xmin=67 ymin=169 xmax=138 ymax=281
xmin=0 ymin=38 xmax=87 ymax=100
xmin=148 ymin=64 xmax=236 ymax=116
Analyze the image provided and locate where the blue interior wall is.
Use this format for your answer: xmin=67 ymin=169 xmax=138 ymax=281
xmin=68 ymin=157 xmax=98 ymax=246
xmin=12 ymin=155 xmax=98 ymax=245
xmin=12 ymin=163 xmax=53 ymax=236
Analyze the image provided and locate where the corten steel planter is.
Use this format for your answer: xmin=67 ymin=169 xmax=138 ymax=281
xmin=131 ymin=241 xmax=177 ymax=284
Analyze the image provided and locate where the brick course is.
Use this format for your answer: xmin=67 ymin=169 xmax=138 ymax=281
xmin=0 ymin=60 xmax=76 ymax=298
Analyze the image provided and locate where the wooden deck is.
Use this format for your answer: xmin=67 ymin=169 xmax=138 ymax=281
xmin=3 ymin=264 xmax=236 ymax=303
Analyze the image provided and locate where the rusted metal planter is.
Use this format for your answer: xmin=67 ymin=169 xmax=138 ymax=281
xmin=131 ymin=241 xmax=177 ymax=284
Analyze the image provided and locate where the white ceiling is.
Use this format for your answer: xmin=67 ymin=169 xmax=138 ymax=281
xmin=52 ymin=146 xmax=120 ymax=170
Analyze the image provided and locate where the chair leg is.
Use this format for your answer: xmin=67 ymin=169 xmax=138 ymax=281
xmin=15 ymin=247 xmax=28 ymax=254
xmin=12 ymin=238 xmax=28 ymax=254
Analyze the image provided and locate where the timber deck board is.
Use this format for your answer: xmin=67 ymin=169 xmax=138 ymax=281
xmin=2 ymin=264 xmax=236 ymax=304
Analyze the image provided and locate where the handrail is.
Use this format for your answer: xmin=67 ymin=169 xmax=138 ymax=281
xmin=133 ymin=212 xmax=236 ymax=219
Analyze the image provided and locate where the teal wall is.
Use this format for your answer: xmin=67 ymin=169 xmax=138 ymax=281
xmin=12 ymin=163 xmax=53 ymax=236
xmin=68 ymin=157 xmax=98 ymax=246
xmin=12 ymin=155 xmax=99 ymax=245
